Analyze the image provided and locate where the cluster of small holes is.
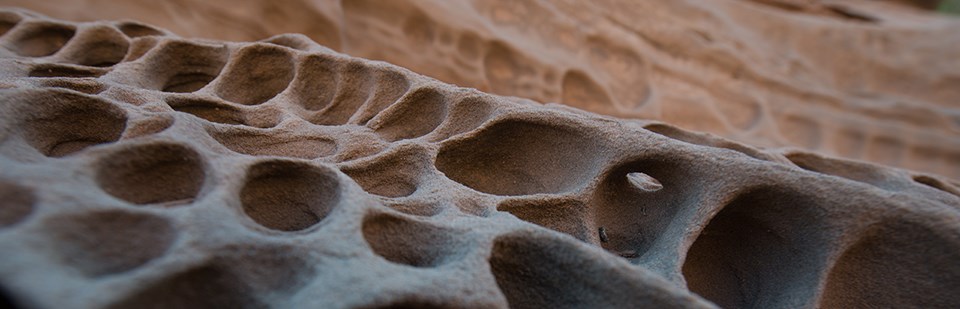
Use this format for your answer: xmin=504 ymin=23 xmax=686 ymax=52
xmin=0 ymin=11 xmax=956 ymax=309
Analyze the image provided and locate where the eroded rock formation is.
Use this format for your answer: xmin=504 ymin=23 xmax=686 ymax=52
xmin=5 ymin=0 xmax=960 ymax=179
xmin=0 ymin=10 xmax=958 ymax=308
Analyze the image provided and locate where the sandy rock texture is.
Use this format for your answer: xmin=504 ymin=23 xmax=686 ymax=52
xmin=0 ymin=9 xmax=959 ymax=308
xmin=4 ymin=0 xmax=960 ymax=179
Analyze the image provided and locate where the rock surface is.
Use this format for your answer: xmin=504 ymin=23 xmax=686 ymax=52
xmin=4 ymin=0 xmax=960 ymax=179
xmin=0 ymin=9 xmax=959 ymax=308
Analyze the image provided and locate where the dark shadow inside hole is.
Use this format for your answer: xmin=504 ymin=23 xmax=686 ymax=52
xmin=166 ymin=98 xmax=246 ymax=126
xmin=0 ymin=285 xmax=21 ymax=309
xmin=162 ymin=73 xmax=218 ymax=93
xmin=117 ymin=22 xmax=164 ymax=38
xmin=682 ymin=187 xmax=827 ymax=309
xmin=913 ymin=175 xmax=960 ymax=197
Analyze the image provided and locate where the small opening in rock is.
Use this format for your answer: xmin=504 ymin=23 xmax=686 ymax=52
xmin=362 ymin=214 xmax=460 ymax=267
xmin=116 ymin=22 xmax=164 ymax=38
xmin=95 ymin=143 xmax=205 ymax=205
xmin=10 ymin=23 xmax=75 ymax=57
xmin=913 ymin=175 xmax=960 ymax=197
xmin=166 ymin=97 xmax=247 ymax=126
xmin=240 ymin=161 xmax=340 ymax=232
xmin=19 ymin=90 xmax=126 ymax=157
xmin=163 ymin=73 xmax=217 ymax=93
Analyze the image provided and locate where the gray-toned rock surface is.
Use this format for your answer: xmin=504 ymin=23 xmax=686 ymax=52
xmin=0 ymin=10 xmax=958 ymax=308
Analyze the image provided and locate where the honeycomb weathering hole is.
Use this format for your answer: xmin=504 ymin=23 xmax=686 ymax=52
xmin=643 ymin=123 xmax=769 ymax=161
xmin=166 ymin=97 xmax=247 ymax=126
xmin=682 ymin=187 xmax=828 ymax=308
xmin=341 ymin=147 xmax=427 ymax=198
xmin=211 ymin=129 xmax=336 ymax=159
xmin=820 ymin=219 xmax=960 ymax=308
xmin=362 ymin=214 xmax=461 ymax=267
xmin=18 ymin=90 xmax=126 ymax=157
xmin=95 ymin=143 xmax=205 ymax=205
xmin=436 ymin=119 xmax=605 ymax=196
xmin=0 ymin=181 xmax=36 ymax=228
xmin=372 ymin=87 xmax=448 ymax=141
xmin=591 ymin=156 xmax=690 ymax=261
xmin=216 ymin=44 xmax=295 ymax=105
xmin=0 ymin=12 xmax=21 ymax=37
xmin=107 ymin=264 xmax=264 ymax=309
xmin=8 ymin=22 xmax=75 ymax=57
xmin=488 ymin=232 xmax=691 ymax=308
xmin=308 ymin=61 xmax=375 ymax=126
xmin=43 ymin=210 xmax=175 ymax=277
xmin=116 ymin=22 xmax=164 ymax=38
xmin=292 ymin=54 xmax=339 ymax=111
xmin=64 ymin=28 xmax=130 ymax=67
xmin=497 ymin=199 xmax=593 ymax=243
xmin=785 ymin=152 xmax=897 ymax=191
xmin=240 ymin=161 xmax=340 ymax=232
xmin=150 ymin=41 xmax=229 ymax=93
xmin=912 ymin=175 xmax=960 ymax=197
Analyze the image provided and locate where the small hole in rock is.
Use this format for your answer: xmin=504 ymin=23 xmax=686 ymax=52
xmin=371 ymin=87 xmax=448 ymax=141
xmin=436 ymin=119 xmax=605 ymax=196
xmin=163 ymin=73 xmax=218 ymax=93
xmin=0 ymin=12 xmax=22 ymax=37
xmin=166 ymin=97 xmax=247 ymax=126
xmin=43 ymin=210 xmax=176 ymax=277
xmin=241 ymin=161 xmax=340 ymax=232
xmin=211 ymin=129 xmax=336 ymax=159
xmin=362 ymin=214 xmax=461 ymax=267
xmin=497 ymin=198 xmax=592 ymax=243
xmin=122 ymin=115 xmax=174 ymax=139
xmin=38 ymin=79 xmax=106 ymax=94
xmin=913 ymin=175 xmax=960 ymax=197
xmin=261 ymin=34 xmax=313 ymax=51
xmin=72 ymin=40 xmax=129 ymax=67
xmin=95 ymin=143 xmax=205 ymax=205
xmin=683 ymin=187 xmax=828 ymax=308
xmin=17 ymin=90 xmax=126 ymax=157
xmin=106 ymin=264 xmax=265 ymax=309
xmin=116 ymin=22 xmax=164 ymax=38
xmin=307 ymin=61 xmax=374 ymax=125
xmin=341 ymin=146 xmax=426 ymax=198
xmin=489 ymin=232 xmax=692 ymax=308
xmin=351 ymin=69 xmax=411 ymax=126
xmin=216 ymin=44 xmax=295 ymax=105
xmin=0 ymin=181 xmax=36 ymax=229
xmin=821 ymin=219 xmax=960 ymax=308
xmin=9 ymin=22 xmax=75 ymax=57
xmin=148 ymin=41 xmax=228 ymax=93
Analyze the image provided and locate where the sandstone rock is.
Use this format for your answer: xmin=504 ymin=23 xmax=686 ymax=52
xmin=0 ymin=8 xmax=958 ymax=309
xmin=6 ymin=0 xmax=960 ymax=179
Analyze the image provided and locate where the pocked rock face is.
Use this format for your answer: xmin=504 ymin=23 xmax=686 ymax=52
xmin=0 ymin=9 xmax=959 ymax=309
xmin=5 ymin=0 xmax=960 ymax=180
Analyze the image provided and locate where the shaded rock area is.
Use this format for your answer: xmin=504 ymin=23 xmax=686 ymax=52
xmin=0 ymin=7 xmax=958 ymax=309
